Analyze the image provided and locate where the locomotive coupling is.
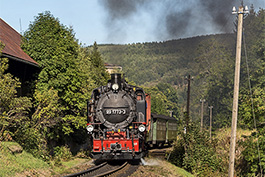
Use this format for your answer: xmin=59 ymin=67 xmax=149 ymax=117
xmin=110 ymin=142 xmax=122 ymax=151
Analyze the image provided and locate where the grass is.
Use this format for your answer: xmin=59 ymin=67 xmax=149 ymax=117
xmin=165 ymin=162 xmax=194 ymax=177
xmin=214 ymin=127 xmax=252 ymax=140
xmin=0 ymin=141 xmax=49 ymax=176
xmin=213 ymin=128 xmax=253 ymax=174
xmin=0 ymin=141 xmax=92 ymax=177
xmin=52 ymin=158 xmax=91 ymax=175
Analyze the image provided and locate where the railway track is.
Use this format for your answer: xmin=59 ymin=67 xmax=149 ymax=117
xmin=64 ymin=160 xmax=139 ymax=177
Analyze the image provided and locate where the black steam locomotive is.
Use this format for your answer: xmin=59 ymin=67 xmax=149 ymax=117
xmin=86 ymin=73 xmax=148 ymax=160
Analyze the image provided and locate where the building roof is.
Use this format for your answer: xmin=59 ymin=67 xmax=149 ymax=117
xmin=0 ymin=18 xmax=38 ymax=67
xmin=104 ymin=63 xmax=122 ymax=68
xmin=152 ymin=114 xmax=177 ymax=121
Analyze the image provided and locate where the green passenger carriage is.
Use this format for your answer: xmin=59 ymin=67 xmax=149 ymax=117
xmin=147 ymin=114 xmax=178 ymax=147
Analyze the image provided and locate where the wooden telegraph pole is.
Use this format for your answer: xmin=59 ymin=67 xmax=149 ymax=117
xmin=185 ymin=75 xmax=192 ymax=129
xmin=228 ymin=5 xmax=249 ymax=177
xmin=200 ymin=99 xmax=206 ymax=132
xmin=209 ymin=106 xmax=213 ymax=139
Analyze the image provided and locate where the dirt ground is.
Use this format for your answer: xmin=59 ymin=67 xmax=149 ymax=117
xmin=130 ymin=158 xmax=187 ymax=177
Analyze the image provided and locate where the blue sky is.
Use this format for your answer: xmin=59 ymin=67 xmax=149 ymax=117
xmin=0 ymin=0 xmax=264 ymax=45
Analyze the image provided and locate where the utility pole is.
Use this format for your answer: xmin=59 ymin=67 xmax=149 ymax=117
xmin=228 ymin=5 xmax=249 ymax=177
xmin=185 ymin=75 xmax=192 ymax=129
xmin=200 ymin=99 xmax=206 ymax=132
xmin=209 ymin=106 xmax=213 ymax=139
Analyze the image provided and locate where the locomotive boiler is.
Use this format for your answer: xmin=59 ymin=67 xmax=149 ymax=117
xmin=86 ymin=73 xmax=148 ymax=160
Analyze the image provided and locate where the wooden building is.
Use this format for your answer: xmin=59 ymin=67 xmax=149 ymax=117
xmin=104 ymin=63 xmax=122 ymax=74
xmin=0 ymin=18 xmax=39 ymax=96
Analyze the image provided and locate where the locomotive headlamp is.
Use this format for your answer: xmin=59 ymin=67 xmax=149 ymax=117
xmin=138 ymin=124 xmax=146 ymax=132
xmin=112 ymin=83 xmax=119 ymax=90
xmin=86 ymin=125 xmax=94 ymax=132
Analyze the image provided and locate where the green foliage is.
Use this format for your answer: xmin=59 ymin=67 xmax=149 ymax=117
xmin=54 ymin=146 xmax=72 ymax=161
xmin=89 ymin=42 xmax=109 ymax=86
xmin=20 ymin=10 xmax=82 ymax=152
xmin=156 ymin=82 xmax=179 ymax=117
xmin=14 ymin=124 xmax=48 ymax=159
xmin=0 ymin=44 xmax=44 ymax=157
xmin=239 ymin=87 xmax=265 ymax=128
xmin=22 ymin=12 xmax=102 ymax=140
xmin=239 ymin=9 xmax=265 ymax=129
xmin=53 ymin=145 xmax=72 ymax=166
xmin=168 ymin=139 xmax=185 ymax=167
xmin=76 ymin=45 xmax=98 ymax=97
xmin=22 ymin=11 xmax=83 ymax=116
xmin=169 ymin=123 xmax=224 ymax=176
xmin=199 ymin=38 xmax=234 ymax=128
xmin=0 ymin=58 xmax=32 ymax=141
xmin=239 ymin=127 xmax=265 ymax=176
xmin=144 ymin=86 xmax=172 ymax=115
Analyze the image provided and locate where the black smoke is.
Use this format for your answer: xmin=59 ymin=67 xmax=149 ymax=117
xmin=99 ymin=0 xmax=263 ymax=43
xmin=101 ymin=0 xmax=144 ymax=20
xmin=165 ymin=9 xmax=192 ymax=37
xmin=201 ymin=0 xmax=236 ymax=31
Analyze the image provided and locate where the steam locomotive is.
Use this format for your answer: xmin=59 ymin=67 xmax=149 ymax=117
xmin=86 ymin=73 xmax=178 ymax=160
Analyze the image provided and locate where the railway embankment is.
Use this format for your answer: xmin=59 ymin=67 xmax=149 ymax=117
xmin=0 ymin=141 xmax=50 ymax=176
xmin=0 ymin=141 xmax=92 ymax=177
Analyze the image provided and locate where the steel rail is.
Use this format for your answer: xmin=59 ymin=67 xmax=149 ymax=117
xmin=93 ymin=161 xmax=128 ymax=177
xmin=64 ymin=161 xmax=107 ymax=177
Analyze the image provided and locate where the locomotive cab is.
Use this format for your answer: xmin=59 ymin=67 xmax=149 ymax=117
xmin=87 ymin=73 xmax=148 ymax=160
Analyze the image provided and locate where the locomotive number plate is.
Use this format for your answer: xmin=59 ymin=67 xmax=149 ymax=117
xmin=106 ymin=109 xmax=126 ymax=115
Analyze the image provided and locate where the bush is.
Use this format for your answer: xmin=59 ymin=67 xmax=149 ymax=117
xmin=14 ymin=125 xmax=49 ymax=160
xmin=54 ymin=146 xmax=72 ymax=161
xmin=169 ymin=122 xmax=224 ymax=176
xmin=239 ymin=127 xmax=265 ymax=176
xmin=53 ymin=146 xmax=72 ymax=166
xmin=0 ymin=58 xmax=32 ymax=142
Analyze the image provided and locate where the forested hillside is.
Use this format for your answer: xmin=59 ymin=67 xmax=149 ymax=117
xmin=98 ymin=34 xmax=235 ymax=85
xmin=96 ymin=9 xmax=264 ymax=130
xmin=97 ymin=32 xmax=236 ymax=120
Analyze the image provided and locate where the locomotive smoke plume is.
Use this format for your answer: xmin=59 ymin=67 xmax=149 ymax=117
xmin=100 ymin=0 xmax=263 ymax=43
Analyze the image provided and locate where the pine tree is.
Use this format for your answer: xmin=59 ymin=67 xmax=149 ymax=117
xmin=89 ymin=42 xmax=109 ymax=86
